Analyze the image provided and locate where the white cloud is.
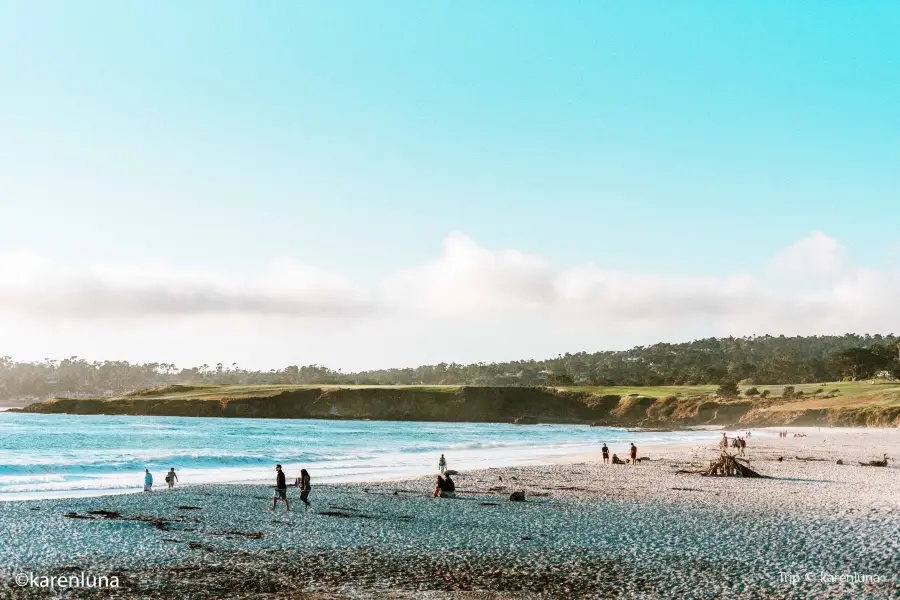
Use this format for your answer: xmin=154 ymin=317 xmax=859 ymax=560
xmin=0 ymin=231 xmax=898 ymax=365
xmin=384 ymin=231 xmax=899 ymax=337
xmin=0 ymin=253 xmax=371 ymax=319
xmin=769 ymin=231 xmax=848 ymax=280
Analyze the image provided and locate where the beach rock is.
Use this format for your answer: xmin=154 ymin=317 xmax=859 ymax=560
xmin=836 ymin=459 xmax=844 ymax=465
xmin=509 ymin=491 xmax=525 ymax=502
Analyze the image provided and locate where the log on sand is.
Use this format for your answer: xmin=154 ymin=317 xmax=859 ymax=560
xmin=676 ymin=452 xmax=769 ymax=478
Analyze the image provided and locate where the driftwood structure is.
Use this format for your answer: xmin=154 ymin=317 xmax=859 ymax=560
xmin=677 ymin=452 xmax=768 ymax=478
xmin=859 ymin=454 xmax=889 ymax=467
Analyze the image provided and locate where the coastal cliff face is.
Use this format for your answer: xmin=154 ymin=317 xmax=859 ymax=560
xmin=16 ymin=386 xmax=900 ymax=427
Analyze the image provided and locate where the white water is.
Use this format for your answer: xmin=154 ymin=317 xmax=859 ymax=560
xmin=0 ymin=413 xmax=715 ymax=500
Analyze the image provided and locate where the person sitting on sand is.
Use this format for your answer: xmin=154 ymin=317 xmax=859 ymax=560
xmin=165 ymin=468 xmax=178 ymax=490
xmin=611 ymin=454 xmax=625 ymax=465
xmin=439 ymin=454 xmax=447 ymax=474
xmin=297 ymin=468 xmax=312 ymax=511
xmin=272 ymin=464 xmax=290 ymax=512
xmin=442 ymin=473 xmax=456 ymax=498
xmin=601 ymin=443 xmax=609 ymax=464
xmin=433 ymin=475 xmax=446 ymax=498
xmin=143 ymin=469 xmax=153 ymax=492
xmin=630 ymin=443 xmax=637 ymax=465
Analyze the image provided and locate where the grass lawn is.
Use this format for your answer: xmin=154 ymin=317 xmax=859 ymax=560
xmin=101 ymin=381 xmax=900 ymax=412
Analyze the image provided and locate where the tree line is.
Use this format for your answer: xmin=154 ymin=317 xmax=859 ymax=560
xmin=1 ymin=334 xmax=899 ymax=400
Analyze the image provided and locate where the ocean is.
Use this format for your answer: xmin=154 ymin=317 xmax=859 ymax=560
xmin=0 ymin=412 xmax=714 ymax=500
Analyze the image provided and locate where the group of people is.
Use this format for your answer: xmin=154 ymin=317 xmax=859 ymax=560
xmin=142 ymin=468 xmax=178 ymax=492
xmin=600 ymin=442 xmax=639 ymax=465
xmin=434 ymin=453 xmax=457 ymax=497
xmin=271 ymin=464 xmax=312 ymax=512
xmin=719 ymin=432 xmax=749 ymax=456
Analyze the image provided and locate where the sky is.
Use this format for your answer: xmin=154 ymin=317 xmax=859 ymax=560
xmin=0 ymin=3 xmax=898 ymax=370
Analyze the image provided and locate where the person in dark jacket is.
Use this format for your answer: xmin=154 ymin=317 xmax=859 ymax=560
xmin=297 ymin=468 xmax=312 ymax=511
xmin=272 ymin=464 xmax=290 ymax=511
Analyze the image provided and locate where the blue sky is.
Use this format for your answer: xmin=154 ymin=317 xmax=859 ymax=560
xmin=0 ymin=3 xmax=898 ymax=369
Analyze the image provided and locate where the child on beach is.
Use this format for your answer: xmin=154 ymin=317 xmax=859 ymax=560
xmin=439 ymin=454 xmax=447 ymax=473
xmin=272 ymin=464 xmax=290 ymax=512
xmin=165 ymin=468 xmax=178 ymax=489
xmin=602 ymin=443 xmax=609 ymax=464
xmin=143 ymin=469 xmax=153 ymax=492
xmin=433 ymin=475 xmax=446 ymax=498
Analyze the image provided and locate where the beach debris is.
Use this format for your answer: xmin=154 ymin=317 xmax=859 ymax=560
xmin=63 ymin=512 xmax=94 ymax=520
xmin=177 ymin=505 xmax=202 ymax=510
xmin=858 ymin=454 xmax=889 ymax=467
xmin=836 ymin=459 xmax=844 ymax=465
xmin=209 ymin=530 xmax=264 ymax=540
xmin=794 ymin=456 xmax=828 ymax=462
xmin=87 ymin=510 xmax=121 ymax=519
xmin=676 ymin=452 xmax=768 ymax=478
xmin=509 ymin=491 xmax=526 ymax=502
xmin=187 ymin=542 xmax=215 ymax=552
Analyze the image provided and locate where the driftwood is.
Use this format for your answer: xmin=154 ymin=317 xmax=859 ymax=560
xmin=859 ymin=454 xmax=889 ymax=467
xmin=676 ymin=452 xmax=768 ymax=478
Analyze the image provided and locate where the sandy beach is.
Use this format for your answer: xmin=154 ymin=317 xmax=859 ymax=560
xmin=1 ymin=427 xmax=897 ymax=599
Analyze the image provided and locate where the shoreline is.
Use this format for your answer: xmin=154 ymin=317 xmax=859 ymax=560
xmin=1 ymin=426 xmax=892 ymax=503
xmin=2 ymin=427 xmax=897 ymax=598
xmin=0 ymin=427 xmax=824 ymax=503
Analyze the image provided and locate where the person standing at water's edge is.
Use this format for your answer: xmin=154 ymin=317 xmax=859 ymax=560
xmin=629 ymin=443 xmax=637 ymax=465
xmin=601 ymin=443 xmax=609 ymax=464
xmin=272 ymin=464 xmax=290 ymax=512
xmin=143 ymin=469 xmax=153 ymax=492
xmin=165 ymin=468 xmax=178 ymax=489
xmin=439 ymin=454 xmax=447 ymax=473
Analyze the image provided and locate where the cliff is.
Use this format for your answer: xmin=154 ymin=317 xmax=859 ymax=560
xmin=14 ymin=384 xmax=900 ymax=427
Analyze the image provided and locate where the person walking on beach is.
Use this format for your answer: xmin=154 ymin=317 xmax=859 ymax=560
xmin=719 ymin=432 xmax=729 ymax=451
xmin=601 ymin=443 xmax=610 ymax=464
xmin=272 ymin=464 xmax=290 ymax=512
xmin=143 ymin=469 xmax=153 ymax=492
xmin=165 ymin=468 xmax=178 ymax=490
xmin=439 ymin=454 xmax=447 ymax=474
xmin=629 ymin=443 xmax=637 ymax=465
xmin=296 ymin=468 xmax=312 ymax=511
